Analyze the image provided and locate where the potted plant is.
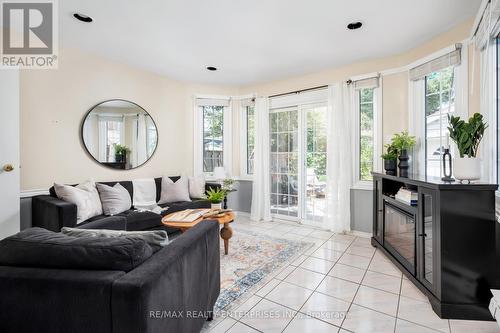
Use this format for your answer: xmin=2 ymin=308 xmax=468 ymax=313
xmin=205 ymin=187 xmax=227 ymax=210
xmin=222 ymin=178 xmax=236 ymax=191
xmin=448 ymin=113 xmax=487 ymax=183
xmin=114 ymin=144 xmax=130 ymax=163
xmin=381 ymin=144 xmax=398 ymax=176
xmin=391 ymin=131 xmax=416 ymax=177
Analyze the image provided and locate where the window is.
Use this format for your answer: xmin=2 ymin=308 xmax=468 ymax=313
xmin=359 ymin=88 xmax=375 ymax=181
xmin=202 ymin=105 xmax=224 ymax=173
xmin=194 ymin=97 xmax=232 ymax=177
xmin=99 ymin=117 xmax=123 ymax=162
xmin=424 ymin=67 xmax=455 ymax=177
xmin=145 ymin=115 xmax=157 ymax=157
xmin=246 ymin=105 xmax=255 ymax=175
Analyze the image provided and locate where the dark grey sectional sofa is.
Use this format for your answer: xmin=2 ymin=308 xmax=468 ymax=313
xmin=0 ymin=221 xmax=221 ymax=333
xmin=32 ymin=176 xmax=219 ymax=235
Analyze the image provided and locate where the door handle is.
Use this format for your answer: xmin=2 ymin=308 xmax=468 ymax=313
xmin=2 ymin=164 xmax=14 ymax=172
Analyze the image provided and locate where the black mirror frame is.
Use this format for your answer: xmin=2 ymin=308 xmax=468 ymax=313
xmin=80 ymin=99 xmax=159 ymax=170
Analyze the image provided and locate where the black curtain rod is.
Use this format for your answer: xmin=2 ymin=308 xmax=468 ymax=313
xmin=269 ymin=85 xmax=328 ymax=98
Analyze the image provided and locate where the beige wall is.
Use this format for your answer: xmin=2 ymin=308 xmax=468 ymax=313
xmin=20 ymin=47 xmax=236 ymax=190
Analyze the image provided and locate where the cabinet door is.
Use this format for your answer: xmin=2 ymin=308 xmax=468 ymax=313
xmin=373 ymin=178 xmax=383 ymax=243
xmin=418 ymin=187 xmax=438 ymax=294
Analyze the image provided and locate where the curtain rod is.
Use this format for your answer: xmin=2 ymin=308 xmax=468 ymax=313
xmin=269 ymin=85 xmax=328 ymax=98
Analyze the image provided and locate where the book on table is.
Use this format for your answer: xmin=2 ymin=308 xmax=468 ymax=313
xmin=164 ymin=209 xmax=211 ymax=222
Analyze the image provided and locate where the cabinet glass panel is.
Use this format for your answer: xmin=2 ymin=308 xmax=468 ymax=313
xmin=384 ymin=204 xmax=416 ymax=272
xmin=422 ymin=193 xmax=434 ymax=284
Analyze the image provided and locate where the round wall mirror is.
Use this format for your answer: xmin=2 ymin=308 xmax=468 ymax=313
xmin=81 ymin=99 xmax=158 ymax=170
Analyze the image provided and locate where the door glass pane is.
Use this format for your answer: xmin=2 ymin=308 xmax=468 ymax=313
xmin=270 ymin=108 xmax=299 ymax=218
xmin=423 ymin=193 xmax=434 ymax=284
xmin=305 ymin=105 xmax=327 ymax=222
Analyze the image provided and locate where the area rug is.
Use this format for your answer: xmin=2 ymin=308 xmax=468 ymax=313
xmin=214 ymin=228 xmax=313 ymax=312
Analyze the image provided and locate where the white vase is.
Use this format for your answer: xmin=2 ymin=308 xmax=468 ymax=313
xmin=211 ymin=203 xmax=222 ymax=210
xmin=453 ymin=157 xmax=481 ymax=183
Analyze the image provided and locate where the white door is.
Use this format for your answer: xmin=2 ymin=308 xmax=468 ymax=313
xmin=0 ymin=69 xmax=20 ymax=239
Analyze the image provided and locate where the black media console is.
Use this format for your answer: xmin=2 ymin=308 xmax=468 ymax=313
xmin=372 ymin=172 xmax=499 ymax=320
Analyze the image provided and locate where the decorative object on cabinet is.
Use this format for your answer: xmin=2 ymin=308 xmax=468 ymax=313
xmin=441 ymin=147 xmax=454 ymax=182
xmin=390 ymin=131 xmax=416 ymax=178
xmin=447 ymin=113 xmax=487 ymax=183
xmin=381 ymin=144 xmax=398 ymax=176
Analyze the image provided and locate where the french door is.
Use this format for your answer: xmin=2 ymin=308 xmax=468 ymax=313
xmin=270 ymin=103 xmax=327 ymax=224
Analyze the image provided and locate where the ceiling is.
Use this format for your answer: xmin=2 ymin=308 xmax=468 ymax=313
xmin=60 ymin=0 xmax=481 ymax=86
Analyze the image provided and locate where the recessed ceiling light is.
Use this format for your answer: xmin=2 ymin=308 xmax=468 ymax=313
xmin=73 ymin=13 xmax=93 ymax=23
xmin=347 ymin=21 xmax=363 ymax=30
xmin=206 ymin=66 xmax=217 ymax=71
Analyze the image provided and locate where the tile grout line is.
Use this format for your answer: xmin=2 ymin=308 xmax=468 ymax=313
xmin=278 ymin=232 xmax=348 ymax=333
xmin=337 ymin=241 xmax=378 ymax=330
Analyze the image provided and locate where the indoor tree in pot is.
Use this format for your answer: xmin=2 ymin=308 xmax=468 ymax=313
xmin=205 ymin=187 xmax=227 ymax=210
xmin=448 ymin=113 xmax=487 ymax=183
xmin=391 ymin=131 xmax=416 ymax=178
xmin=381 ymin=144 xmax=398 ymax=176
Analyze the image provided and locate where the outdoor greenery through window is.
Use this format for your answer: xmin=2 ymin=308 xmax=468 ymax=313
xmin=246 ymin=105 xmax=255 ymax=174
xmin=425 ymin=67 xmax=455 ymax=177
xmin=359 ymin=88 xmax=374 ymax=181
xmin=202 ymin=105 xmax=224 ymax=172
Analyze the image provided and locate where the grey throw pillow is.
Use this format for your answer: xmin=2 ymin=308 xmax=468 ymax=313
xmin=61 ymin=227 xmax=168 ymax=252
xmin=158 ymin=176 xmax=191 ymax=204
xmin=189 ymin=175 xmax=206 ymax=199
xmin=96 ymin=183 xmax=132 ymax=215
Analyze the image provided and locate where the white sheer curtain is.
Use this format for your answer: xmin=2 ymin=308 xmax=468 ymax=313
xmin=137 ymin=113 xmax=147 ymax=165
xmin=323 ymin=83 xmax=353 ymax=233
xmin=250 ymin=97 xmax=271 ymax=222
xmin=98 ymin=116 xmax=107 ymax=162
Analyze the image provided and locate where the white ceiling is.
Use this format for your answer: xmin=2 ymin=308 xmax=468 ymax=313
xmin=60 ymin=0 xmax=481 ymax=86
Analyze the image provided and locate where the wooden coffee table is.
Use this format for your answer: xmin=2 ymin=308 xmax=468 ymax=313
xmin=161 ymin=210 xmax=235 ymax=255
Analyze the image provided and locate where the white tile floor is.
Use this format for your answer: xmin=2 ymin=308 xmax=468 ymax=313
xmin=206 ymin=216 xmax=500 ymax=333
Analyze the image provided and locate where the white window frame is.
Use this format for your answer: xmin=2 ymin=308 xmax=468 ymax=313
xmin=352 ymin=78 xmax=382 ymax=190
xmin=193 ymin=95 xmax=232 ymax=180
xmin=409 ymin=42 xmax=469 ymax=177
xmin=239 ymin=101 xmax=255 ymax=180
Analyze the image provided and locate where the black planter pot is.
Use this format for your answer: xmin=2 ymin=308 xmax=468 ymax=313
xmin=115 ymin=154 xmax=125 ymax=163
xmin=398 ymin=149 xmax=410 ymax=177
xmin=384 ymin=159 xmax=397 ymax=176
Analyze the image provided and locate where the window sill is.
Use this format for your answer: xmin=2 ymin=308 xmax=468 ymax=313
xmin=351 ymin=182 xmax=374 ymax=191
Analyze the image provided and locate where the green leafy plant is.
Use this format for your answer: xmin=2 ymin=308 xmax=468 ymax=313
xmin=205 ymin=187 xmax=227 ymax=204
xmin=448 ymin=113 xmax=487 ymax=158
xmin=114 ymin=144 xmax=130 ymax=155
xmin=391 ymin=131 xmax=416 ymax=152
xmin=381 ymin=144 xmax=398 ymax=161
xmin=222 ymin=178 xmax=235 ymax=191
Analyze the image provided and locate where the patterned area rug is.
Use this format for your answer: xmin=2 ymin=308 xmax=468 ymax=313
xmin=214 ymin=227 xmax=313 ymax=311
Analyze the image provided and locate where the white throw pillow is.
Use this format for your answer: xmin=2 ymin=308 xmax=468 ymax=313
xmin=188 ymin=175 xmax=206 ymax=199
xmin=54 ymin=180 xmax=103 ymax=224
xmin=158 ymin=176 xmax=191 ymax=204
xmin=96 ymin=183 xmax=132 ymax=216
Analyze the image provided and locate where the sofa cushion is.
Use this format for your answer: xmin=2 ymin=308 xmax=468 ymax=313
xmin=97 ymin=183 xmax=132 ymax=215
xmin=54 ymin=180 xmax=103 ymax=224
xmin=0 ymin=228 xmax=153 ymax=272
xmin=159 ymin=176 xmax=191 ymax=204
xmin=61 ymin=228 xmax=168 ymax=252
xmin=77 ymin=215 xmax=127 ymax=230
xmin=117 ymin=210 xmax=162 ymax=231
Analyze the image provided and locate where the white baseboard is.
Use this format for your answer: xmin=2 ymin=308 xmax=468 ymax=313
xmin=348 ymin=230 xmax=372 ymax=238
xmin=20 ymin=189 xmax=49 ymax=198
xmin=233 ymin=211 xmax=250 ymax=218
